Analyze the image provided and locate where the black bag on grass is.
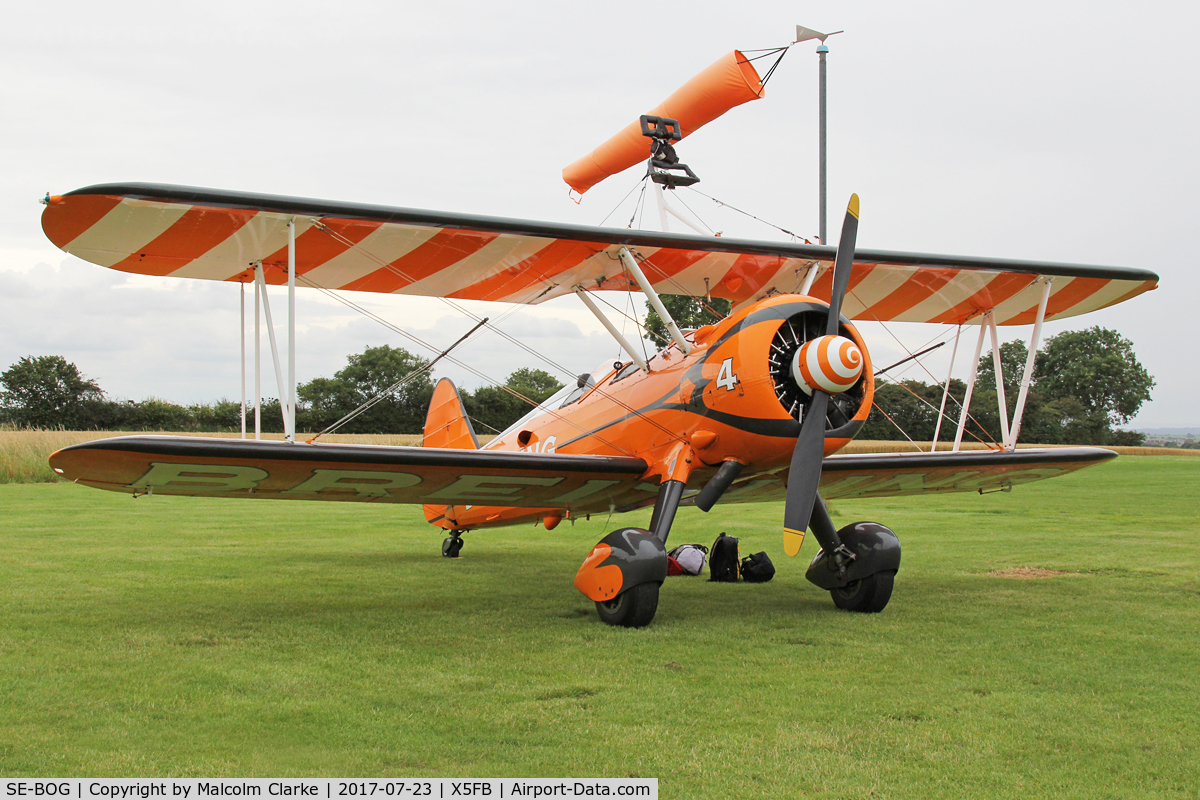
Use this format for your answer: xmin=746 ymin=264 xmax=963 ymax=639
xmin=709 ymin=533 xmax=740 ymax=582
xmin=740 ymin=551 xmax=775 ymax=583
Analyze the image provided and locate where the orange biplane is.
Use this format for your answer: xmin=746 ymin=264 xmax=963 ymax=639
xmin=38 ymin=48 xmax=1160 ymax=627
xmin=40 ymin=180 xmax=1157 ymax=627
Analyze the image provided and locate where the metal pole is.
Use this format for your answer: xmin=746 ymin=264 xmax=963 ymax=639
xmin=987 ymin=312 xmax=1011 ymax=447
xmin=254 ymin=272 xmax=261 ymax=440
xmin=654 ymin=184 xmax=670 ymax=233
xmin=287 ymin=219 xmax=296 ymax=443
xmin=930 ymin=325 xmax=962 ymax=452
xmin=575 ymin=288 xmax=649 ymax=372
xmin=240 ymin=281 xmax=246 ymax=439
xmin=818 ymin=43 xmax=828 ymax=245
xmin=953 ymin=319 xmax=989 ymax=451
xmin=618 ymin=247 xmax=692 ymax=355
xmin=1008 ymin=278 xmax=1053 ymax=448
xmin=256 ymin=263 xmax=291 ymax=440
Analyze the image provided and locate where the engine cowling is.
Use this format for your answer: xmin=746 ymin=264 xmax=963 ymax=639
xmin=767 ymin=304 xmax=873 ymax=434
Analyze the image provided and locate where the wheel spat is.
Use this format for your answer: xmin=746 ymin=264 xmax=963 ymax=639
xmin=783 ymin=194 xmax=859 ymax=556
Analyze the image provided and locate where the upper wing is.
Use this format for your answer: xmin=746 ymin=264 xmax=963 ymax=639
xmin=699 ymin=446 xmax=1118 ymax=505
xmin=50 ymin=435 xmax=650 ymax=509
xmin=42 ymin=183 xmax=1158 ymax=325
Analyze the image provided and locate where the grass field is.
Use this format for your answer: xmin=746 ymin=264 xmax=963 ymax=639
xmin=1 ymin=456 xmax=1198 ymax=797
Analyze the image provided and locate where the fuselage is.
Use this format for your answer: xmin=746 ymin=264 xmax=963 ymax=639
xmin=432 ymin=293 xmax=873 ymax=531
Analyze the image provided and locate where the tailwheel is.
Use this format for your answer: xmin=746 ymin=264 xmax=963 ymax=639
xmin=831 ymin=570 xmax=895 ymax=613
xmin=441 ymin=531 xmax=464 ymax=558
xmin=595 ymin=582 xmax=660 ymax=628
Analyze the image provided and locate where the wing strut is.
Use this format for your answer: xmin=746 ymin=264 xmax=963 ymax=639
xmin=574 ymin=288 xmax=650 ymax=372
xmin=617 ymin=247 xmax=693 ymax=355
xmin=287 ymin=218 xmax=296 ymax=443
xmin=254 ymin=262 xmax=292 ymax=440
xmin=1008 ymin=278 xmax=1053 ymax=448
xmin=953 ymin=316 xmax=990 ymax=451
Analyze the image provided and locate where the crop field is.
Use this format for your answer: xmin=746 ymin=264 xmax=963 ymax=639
xmin=1 ymin=455 xmax=1197 ymax=797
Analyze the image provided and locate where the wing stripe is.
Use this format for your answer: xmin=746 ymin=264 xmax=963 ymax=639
xmin=42 ymin=193 xmax=123 ymax=251
xmin=447 ymin=238 xmax=607 ymax=302
xmin=260 ymin=216 xmax=384 ymax=275
xmin=925 ymin=272 xmax=1036 ymax=324
xmin=342 ymin=228 xmax=501 ymax=293
xmin=859 ymin=267 xmax=960 ymax=321
xmin=1000 ymin=276 xmax=1099 ymax=324
xmin=111 ymin=206 xmax=258 ymax=277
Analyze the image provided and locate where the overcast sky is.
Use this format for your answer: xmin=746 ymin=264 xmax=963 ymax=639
xmin=3 ymin=0 xmax=1196 ymax=430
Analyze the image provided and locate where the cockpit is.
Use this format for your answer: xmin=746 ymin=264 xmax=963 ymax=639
xmin=489 ymin=359 xmax=617 ymax=444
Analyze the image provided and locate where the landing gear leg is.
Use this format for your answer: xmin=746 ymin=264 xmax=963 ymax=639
xmin=648 ymin=479 xmax=685 ymax=544
xmin=804 ymin=501 xmax=902 ymax=613
xmin=808 ymin=496 xmax=856 ymax=576
xmin=442 ymin=531 xmax=464 ymax=558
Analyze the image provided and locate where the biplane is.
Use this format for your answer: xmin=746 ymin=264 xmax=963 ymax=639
xmin=39 ymin=48 xmax=1158 ymax=628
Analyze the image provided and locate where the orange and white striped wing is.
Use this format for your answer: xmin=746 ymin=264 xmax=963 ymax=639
xmin=42 ymin=183 xmax=1158 ymax=324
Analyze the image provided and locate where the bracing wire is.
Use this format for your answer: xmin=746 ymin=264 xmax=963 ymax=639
xmin=307 ymin=317 xmax=488 ymax=442
xmin=301 ymin=224 xmax=688 ymax=448
xmin=293 ymin=273 xmax=636 ymax=454
xmin=683 ymin=187 xmax=812 ymax=241
xmin=599 ymin=176 xmax=651 ymax=228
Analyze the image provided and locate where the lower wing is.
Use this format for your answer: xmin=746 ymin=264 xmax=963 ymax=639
xmin=706 ymin=447 xmax=1117 ymax=504
xmin=50 ymin=436 xmax=1115 ymax=518
xmin=50 ymin=435 xmax=650 ymax=510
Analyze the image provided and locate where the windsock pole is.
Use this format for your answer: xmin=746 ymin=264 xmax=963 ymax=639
xmin=818 ymin=43 xmax=828 ymax=245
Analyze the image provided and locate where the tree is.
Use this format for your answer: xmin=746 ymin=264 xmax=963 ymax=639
xmin=860 ymin=326 xmax=1153 ymax=446
xmin=644 ymin=295 xmax=731 ymax=350
xmin=0 ymin=356 xmax=104 ymax=429
xmin=858 ymin=379 xmax=966 ymax=443
xmin=975 ymin=339 xmax=1029 ymax=401
xmin=298 ymin=345 xmax=434 ymax=434
xmin=461 ymin=369 xmax=563 ymax=435
xmin=505 ymin=368 xmax=563 ymax=404
xmin=1037 ymin=327 xmax=1154 ymax=427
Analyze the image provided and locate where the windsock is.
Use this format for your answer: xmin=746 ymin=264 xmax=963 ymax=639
xmin=563 ymin=50 xmax=765 ymax=195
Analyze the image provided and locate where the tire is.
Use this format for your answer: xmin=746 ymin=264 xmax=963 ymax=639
xmin=595 ymin=582 xmax=660 ymax=628
xmin=830 ymin=570 xmax=895 ymax=613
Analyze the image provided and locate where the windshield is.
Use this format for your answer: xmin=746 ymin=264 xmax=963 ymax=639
xmin=488 ymin=359 xmax=616 ymax=445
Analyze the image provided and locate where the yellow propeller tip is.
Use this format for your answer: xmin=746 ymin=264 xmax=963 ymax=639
xmin=847 ymin=194 xmax=860 ymax=219
xmin=783 ymin=528 xmax=806 ymax=557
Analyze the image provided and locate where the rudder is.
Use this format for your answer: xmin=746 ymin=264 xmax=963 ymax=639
xmin=423 ymin=378 xmax=479 ymax=528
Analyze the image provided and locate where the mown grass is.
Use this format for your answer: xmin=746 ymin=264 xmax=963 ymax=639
xmin=3 ymin=428 xmax=1194 ymax=484
xmin=0 ymin=429 xmax=427 ymax=483
xmin=1 ymin=456 xmax=1197 ymax=796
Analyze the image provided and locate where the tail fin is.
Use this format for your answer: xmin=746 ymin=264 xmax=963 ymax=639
xmin=423 ymin=378 xmax=478 ymax=529
xmin=424 ymin=378 xmax=480 ymax=451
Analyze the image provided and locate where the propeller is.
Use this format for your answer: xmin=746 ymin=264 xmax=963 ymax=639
xmin=783 ymin=194 xmax=860 ymax=557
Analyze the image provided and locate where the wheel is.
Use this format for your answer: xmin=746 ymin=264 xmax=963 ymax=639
xmin=442 ymin=535 xmax=463 ymax=558
xmin=595 ymin=582 xmax=660 ymax=628
xmin=830 ymin=570 xmax=895 ymax=613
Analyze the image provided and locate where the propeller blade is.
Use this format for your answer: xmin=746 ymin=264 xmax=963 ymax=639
xmin=783 ymin=391 xmax=829 ymax=556
xmin=825 ymin=194 xmax=859 ymax=335
xmin=783 ymin=194 xmax=859 ymax=556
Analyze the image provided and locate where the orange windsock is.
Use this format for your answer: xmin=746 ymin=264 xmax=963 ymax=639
xmin=563 ymin=50 xmax=766 ymax=195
